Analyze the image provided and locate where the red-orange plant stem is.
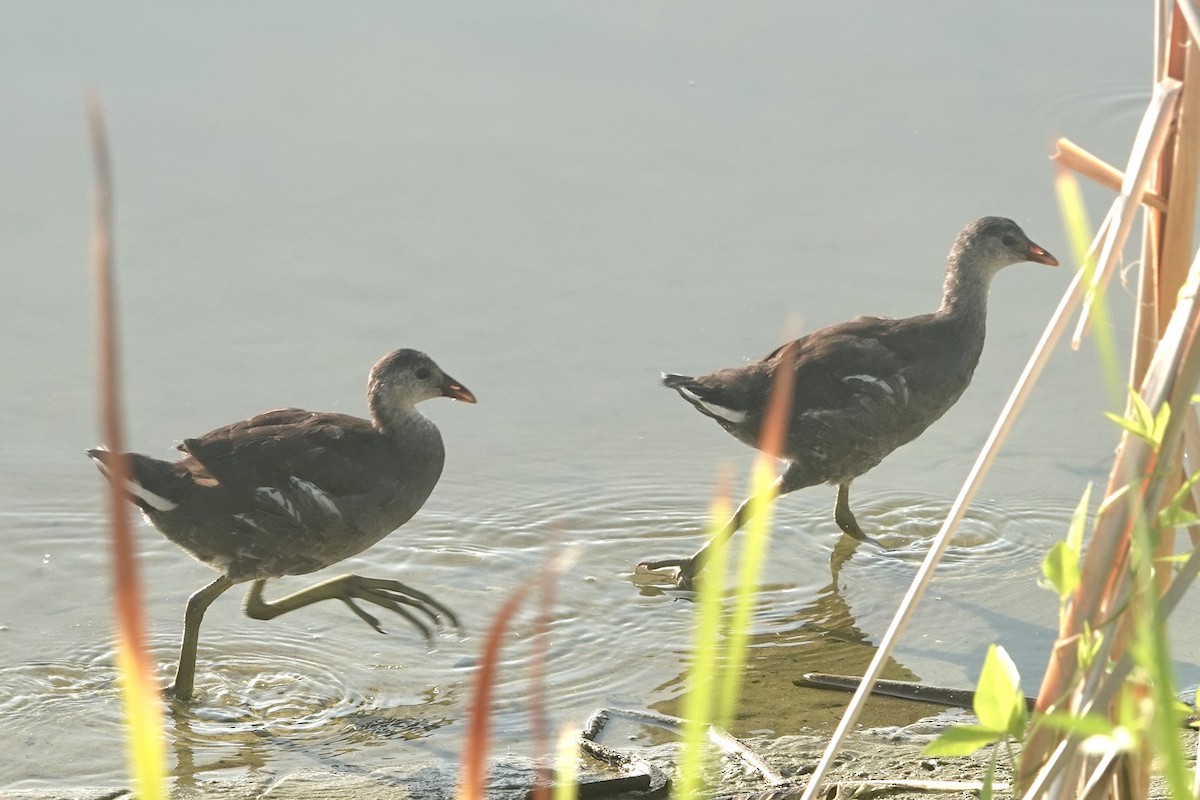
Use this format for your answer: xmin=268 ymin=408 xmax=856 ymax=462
xmin=87 ymin=94 xmax=152 ymax=673
xmin=457 ymin=582 xmax=533 ymax=800
xmin=527 ymin=554 xmax=559 ymax=800
xmin=760 ymin=342 xmax=796 ymax=459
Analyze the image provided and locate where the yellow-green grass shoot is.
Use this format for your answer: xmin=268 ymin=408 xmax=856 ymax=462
xmin=676 ymin=489 xmax=732 ymax=800
xmin=680 ymin=343 xmax=795 ymax=793
xmin=716 ymin=339 xmax=794 ymax=730
xmin=1054 ymin=169 xmax=1123 ymax=407
xmin=552 ymin=725 xmax=580 ymax=800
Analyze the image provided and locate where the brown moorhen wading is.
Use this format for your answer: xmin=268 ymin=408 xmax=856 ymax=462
xmin=89 ymin=347 xmax=475 ymax=701
xmin=639 ymin=217 xmax=1058 ymax=587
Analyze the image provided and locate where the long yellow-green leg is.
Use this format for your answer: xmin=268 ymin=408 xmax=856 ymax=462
xmin=172 ymin=575 xmax=233 ymax=702
xmin=242 ymin=575 xmax=460 ymax=638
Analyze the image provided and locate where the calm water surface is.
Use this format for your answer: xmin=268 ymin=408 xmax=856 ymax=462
xmin=3 ymin=1 xmax=1196 ymax=790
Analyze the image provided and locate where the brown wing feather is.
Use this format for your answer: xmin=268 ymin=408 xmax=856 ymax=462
xmin=180 ymin=409 xmax=404 ymax=500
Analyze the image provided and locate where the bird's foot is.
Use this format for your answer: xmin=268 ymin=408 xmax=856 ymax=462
xmin=633 ymin=558 xmax=698 ymax=590
xmin=165 ymin=682 xmax=194 ymax=704
xmin=335 ymin=575 xmax=462 ymax=639
xmin=833 ymin=484 xmax=884 ymax=547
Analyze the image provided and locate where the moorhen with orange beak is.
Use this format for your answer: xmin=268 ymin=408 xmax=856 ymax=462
xmin=89 ymin=348 xmax=476 ymax=701
xmin=639 ymin=217 xmax=1058 ymax=587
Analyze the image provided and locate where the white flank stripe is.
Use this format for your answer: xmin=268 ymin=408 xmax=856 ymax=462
xmin=256 ymin=487 xmax=298 ymax=519
xmin=290 ymin=477 xmax=342 ymax=519
xmin=843 ymin=374 xmax=893 ymax=395
xmin=233 ymin=513 xmax=268 ymax=535
xmin=125 ymin=479 xmax=179 ymax=511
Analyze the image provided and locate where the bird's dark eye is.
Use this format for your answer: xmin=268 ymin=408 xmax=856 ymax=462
xmin=415 ymin=367 xmax=431 ymax=380
xmin=1001 ymin=234 xmax=1018 ymax=247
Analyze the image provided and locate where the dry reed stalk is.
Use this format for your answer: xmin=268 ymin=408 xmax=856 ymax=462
xmin=1050 ymin=139 xmax=1169 ymax=212
xmin=1133 ymin=217 xmax=1163 ymax=384
xmin=1144 ymin=5 xmax=1200 ymax=347
xmin=1021 ymin=246 xmax=1200 ymax=799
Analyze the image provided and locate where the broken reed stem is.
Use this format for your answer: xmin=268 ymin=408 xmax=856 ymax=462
xmin=1051 ymin=138 xmax=1169 ymax=212
xmin=1072 ymin=78 xmax=1182 ymax=348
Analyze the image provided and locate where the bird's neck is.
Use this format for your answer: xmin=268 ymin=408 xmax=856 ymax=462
xmin=936 ymin=258 xmax=993 ymax=328
xmin=369 ymin=397 xmax=431 ymax=439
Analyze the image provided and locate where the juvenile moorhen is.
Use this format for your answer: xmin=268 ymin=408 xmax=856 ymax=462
xmin=639 ymin=217 xmax=1057 ymax=586
xmin=89 ymin=348 xmax=476 ymax=701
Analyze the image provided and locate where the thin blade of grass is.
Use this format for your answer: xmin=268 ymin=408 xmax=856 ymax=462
xmin=87 ymin=92 xmax=166 ymax=800
xmin=1055 ymin=171 xmax=1123 ymax=407
xmin=552 ymin=725 xmax=580 ymax=800
xmin=1072 ymin=78 xmax=1181 ymax=347
xmin=716 ymin=335 xmax=795 ymax=730
xmin=677 ymin=487 xmax=731 ymax=800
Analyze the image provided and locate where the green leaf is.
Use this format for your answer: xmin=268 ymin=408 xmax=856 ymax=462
xmin=1041 ymin=541 xmax=1080 ymax=600
xmin=1131 ymin=390 xmax=1154 ymax=439
xmin=1042 ymin=486 xmax=1090 ymax=600
xmin=973 ymin=645 xmax=1027 ymax=738
xmin=1158 ymin=470 xmax=1200 ymax=529
xmin=1077 ymin=623 xmax=1103 ymax=670
xmin=1067 ymin=484 xmax=1091 ymax=552
xmin=923 ymin=725 xmax=1002 ymax=757
xmin=1153 ymin=401 xmax=1171 ymax=444
xmin=1106 ymin=391 xmax=1168 ymax=445
xmin=1104 ymin=410 xmax=1148 ymax=442
xmin=1159 ymin=506 xmax=1200 ymax=529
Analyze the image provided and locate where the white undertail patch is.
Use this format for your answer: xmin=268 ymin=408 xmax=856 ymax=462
xmin=678 ymin=386 xmax=748 ymax=424
xmin=90 ymin=453 xmax=180 ymax=511
xmin=125 ymin=480 xmax=179 ymax=512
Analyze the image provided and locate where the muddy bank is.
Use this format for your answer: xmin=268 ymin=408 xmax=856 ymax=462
xmin=6 ymin=712 xmax=1194 ymax=799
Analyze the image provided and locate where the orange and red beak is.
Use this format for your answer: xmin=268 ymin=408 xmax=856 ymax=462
xmin=441 ymin=374 xmax=477 ymax=403
xmin=1027 ymin=241 xmax=1059 ymax=267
